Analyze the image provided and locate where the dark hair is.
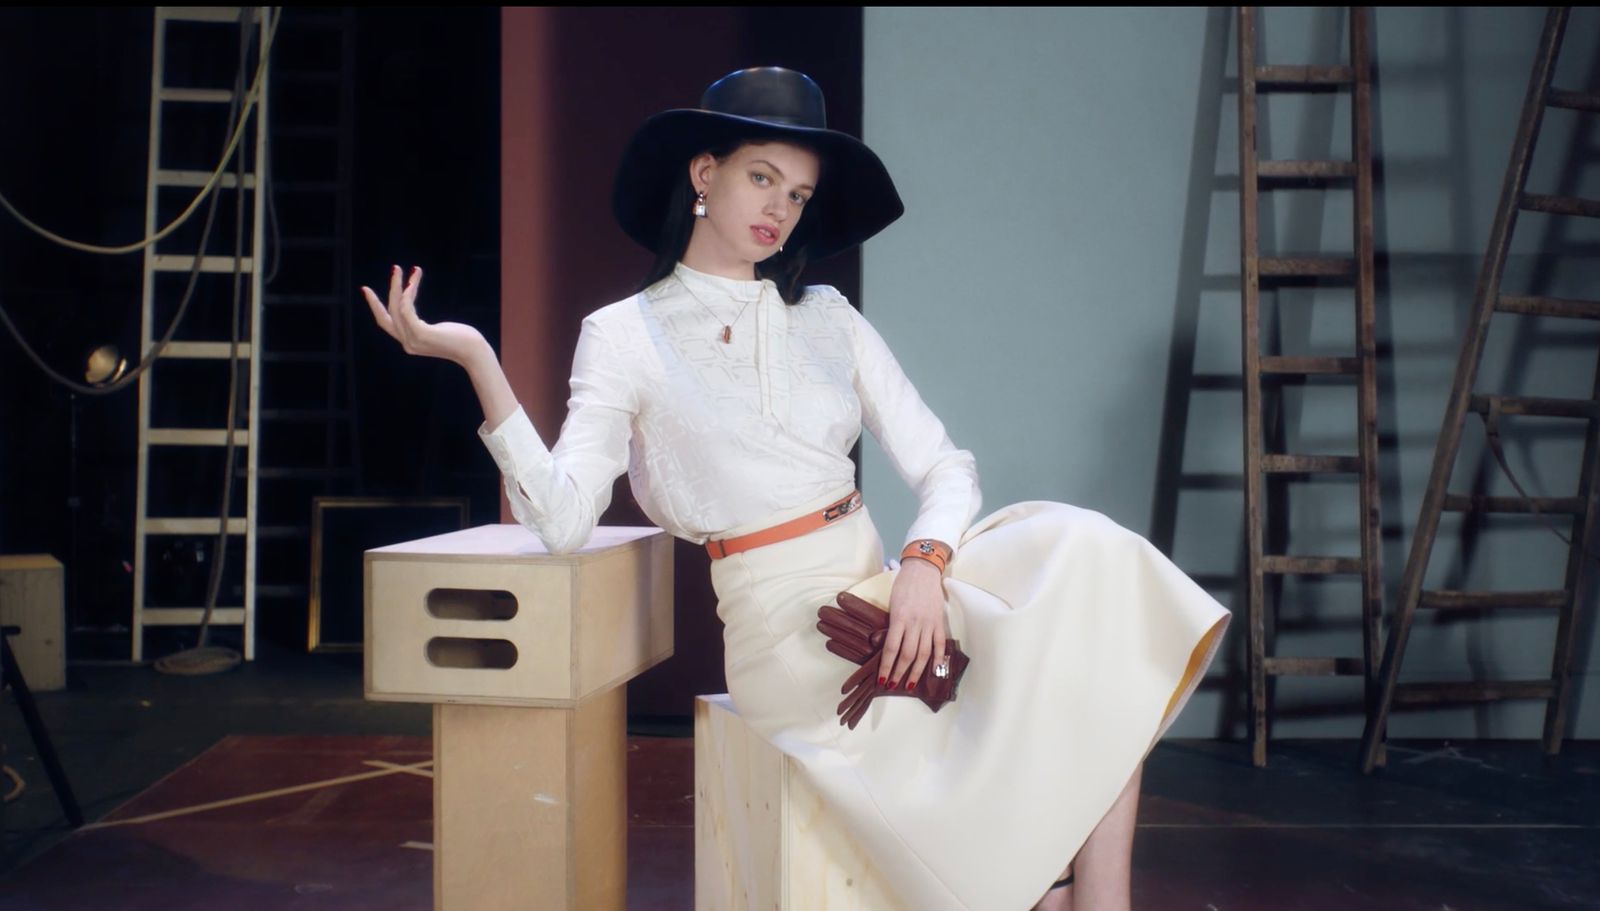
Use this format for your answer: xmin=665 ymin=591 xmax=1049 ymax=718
xmin=635 ymin=139 xmax=815 ymax=305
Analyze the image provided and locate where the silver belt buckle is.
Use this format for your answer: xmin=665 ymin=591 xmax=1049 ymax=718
xmin=822 ymin=492 xmax=862 ymax=523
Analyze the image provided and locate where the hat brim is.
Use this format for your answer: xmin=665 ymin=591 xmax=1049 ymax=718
xmin=612 ymin=109 xmax=904 ymax=262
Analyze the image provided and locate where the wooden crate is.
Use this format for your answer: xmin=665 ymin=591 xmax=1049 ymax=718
xmin=0 ymin=555 xmax=66 ymax=692
xmin=365 ymin=524 xmax=673 ymax=707
xmin=433 ymin=690 xmax=626 ymax=911
xmin=694 ymin=694 xmax=907 ymax=910
xmin=364 ymin=524 xmax=673 ymax=911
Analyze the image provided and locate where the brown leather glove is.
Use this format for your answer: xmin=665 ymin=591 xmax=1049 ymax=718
xmin=834 ymin=638 xmax=971 ymax=728
xmin=816 ymin=590 xmax=890 ymax=665
xmin=817 ymin=591 xmax=971 ymax=729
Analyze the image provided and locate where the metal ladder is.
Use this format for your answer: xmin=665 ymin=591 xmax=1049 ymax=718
xmin=254 ymin=7 xmax=362 ymax=650
xmin=1237 ymin=6 xmax=1383 ymax=766
xmin=132 ymin=7 xmax=271 ymax=661
xmin=1361 ymin=6 xmax=1600 ymax=772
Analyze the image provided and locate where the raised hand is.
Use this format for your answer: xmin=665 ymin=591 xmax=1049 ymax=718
xmin=361 ymin=265 xmax=489 ymax=366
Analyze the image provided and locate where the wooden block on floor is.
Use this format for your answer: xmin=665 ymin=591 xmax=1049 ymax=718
xmin=693 ymin=694 xmax=907 ymax=911
xmin=435 ymin=688 xmax=627 ymax=911
xmin=0 ymin=554 xmax=66 ymax=692
xmin=366 ymin=525 xmax=674 ymax=911
xmin=364 ymin=525 xmax=674 ymax=706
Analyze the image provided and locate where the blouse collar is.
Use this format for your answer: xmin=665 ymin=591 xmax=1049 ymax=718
xmin=672 ymin=261 xmax=772 ymax=301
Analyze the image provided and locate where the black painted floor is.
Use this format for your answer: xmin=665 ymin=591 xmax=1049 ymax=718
xmin=2 ymin=647 xmax=1597 ymax=909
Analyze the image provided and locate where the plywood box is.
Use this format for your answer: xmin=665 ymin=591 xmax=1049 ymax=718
xmin=434 ymin=690 xmax=626 ymax=911
xmin=694 ymin=693 xmax=908 ymax=910
xmin=0 ymin=555 xmax=66 ymax=692
xmin=364 ymin=525 xmax=674 ymax=706
xmin=365 ymin=525 xmax=675 ymax=911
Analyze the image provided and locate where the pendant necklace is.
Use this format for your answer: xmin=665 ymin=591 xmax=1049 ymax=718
xmin=679 ymin=277 xmax=760 ymax=344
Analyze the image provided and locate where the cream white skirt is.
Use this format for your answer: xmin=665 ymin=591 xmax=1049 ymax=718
xmin=709 ymin=484 xmax=1231 ymax=911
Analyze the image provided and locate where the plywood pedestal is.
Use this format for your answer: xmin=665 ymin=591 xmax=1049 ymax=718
xmin=366 ymin=525 xmax=673 ymax=911
xmin=693 ymin=694 xmax=907 ymax=911
xmin=434 ymin=688 xmax=626 ymax=910
xmin=0 ymin=554 xmax=66 ymax=692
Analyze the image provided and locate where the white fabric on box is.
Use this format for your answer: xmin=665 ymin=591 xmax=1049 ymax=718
xmin=710 ymin=488 xmax=1229 ymax=910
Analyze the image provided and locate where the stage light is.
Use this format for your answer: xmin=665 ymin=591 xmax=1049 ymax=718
xmin=84 ymin=345 xmax=126 ymax=386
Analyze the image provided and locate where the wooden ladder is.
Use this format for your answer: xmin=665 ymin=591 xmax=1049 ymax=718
xmin=255 ymin=7 xmax=365 ymax=648
xmin=132 ymin=7 xmax=272 ymax=661
xmin=1237 ymin=6 xmax=1383 ymax=767
xmin=1360 ymin=6 xmax=1600 ymax=773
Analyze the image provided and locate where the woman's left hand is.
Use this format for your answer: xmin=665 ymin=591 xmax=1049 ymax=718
xmin=877 ymin=558 xmax=946 ymax=693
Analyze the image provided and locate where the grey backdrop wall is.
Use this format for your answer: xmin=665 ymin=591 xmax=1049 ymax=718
xmin=860 ymin=6 xmax=1600 ymax=739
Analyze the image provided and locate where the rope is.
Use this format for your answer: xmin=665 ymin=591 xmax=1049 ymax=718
xmin=0 ymin=7 xmax=279 ymax=398
xmin=0 ymin=7 xmax=280 ymax=256
xmin=1479 ymin=397 xmax=1600 ymax=565
xmin=1 ymin=764 xmax=23 ymax=803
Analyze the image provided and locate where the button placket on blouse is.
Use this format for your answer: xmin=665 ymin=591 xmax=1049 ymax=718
xmin=755 ymin=285 xmax=770 ymax=416
xmin=755 ymin=285 xmax=790 ymax=426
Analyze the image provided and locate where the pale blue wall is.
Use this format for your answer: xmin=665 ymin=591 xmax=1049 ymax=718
xmin=860 ymin=7 xmax=1600 ymax=739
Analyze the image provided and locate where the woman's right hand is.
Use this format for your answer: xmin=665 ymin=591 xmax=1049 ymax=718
xmin=362 ymin=265 xmax=487 ymax=366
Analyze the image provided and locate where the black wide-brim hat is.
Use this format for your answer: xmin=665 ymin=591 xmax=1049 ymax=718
xmin=612 ymin=67 xmax=904 ymax=262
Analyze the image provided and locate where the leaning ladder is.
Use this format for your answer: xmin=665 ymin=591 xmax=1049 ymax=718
xmin=133 ymin=7 xmax=270 ymax=661
xmin=256 ymin=7 xmax=363 ymax=645
xmin=1360 ymin=6 xmax=1600 ymax=772
xmin=1237 ymin=6 xmax=1383 ymax=767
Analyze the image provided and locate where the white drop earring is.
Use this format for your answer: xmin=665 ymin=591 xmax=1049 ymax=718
xmin=693 ymin=191 xmax=707 ymax=218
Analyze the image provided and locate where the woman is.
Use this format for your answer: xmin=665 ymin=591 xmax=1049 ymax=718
xmin=364 ymin=66 xmax=1229 ymax=911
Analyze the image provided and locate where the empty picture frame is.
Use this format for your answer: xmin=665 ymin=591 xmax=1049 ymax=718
xmin=308 ymin=496 xmax=469 ymax=653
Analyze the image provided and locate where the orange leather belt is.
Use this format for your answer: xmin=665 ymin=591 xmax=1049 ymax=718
xmin=705 ymin=491 xmax=863 ymax=560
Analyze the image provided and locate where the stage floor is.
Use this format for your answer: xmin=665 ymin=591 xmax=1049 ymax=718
xmin=2 ymin=651 xmax=1598 ymax=909
xmin=3 ymin=733 xmax=1598 ymax=910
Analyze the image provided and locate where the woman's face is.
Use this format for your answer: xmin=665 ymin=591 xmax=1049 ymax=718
xmin=688 ymin=141 xmax=820 ymax=266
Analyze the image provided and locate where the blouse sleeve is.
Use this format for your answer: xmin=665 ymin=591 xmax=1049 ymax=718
xmin=476 ymin=314 xmax=636 ymax=554
xmin=846 ymin=301 xmax=982 ymax=555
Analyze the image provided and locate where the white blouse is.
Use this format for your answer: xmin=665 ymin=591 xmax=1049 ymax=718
xmin=478 ymin=262 xmax=981 ymax=556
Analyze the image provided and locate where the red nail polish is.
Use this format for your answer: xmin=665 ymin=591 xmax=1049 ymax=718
xmin=908 ymin=681 xmax=916 ymax=692
xmin=878 ymin=677 xmax=886 ymax=686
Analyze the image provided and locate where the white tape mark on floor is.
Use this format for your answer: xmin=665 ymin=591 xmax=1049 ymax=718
xmin=80 ymin=759 xmax=436 ymax=831
xmin=364 ymin=759 xmax=436 ymax=779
